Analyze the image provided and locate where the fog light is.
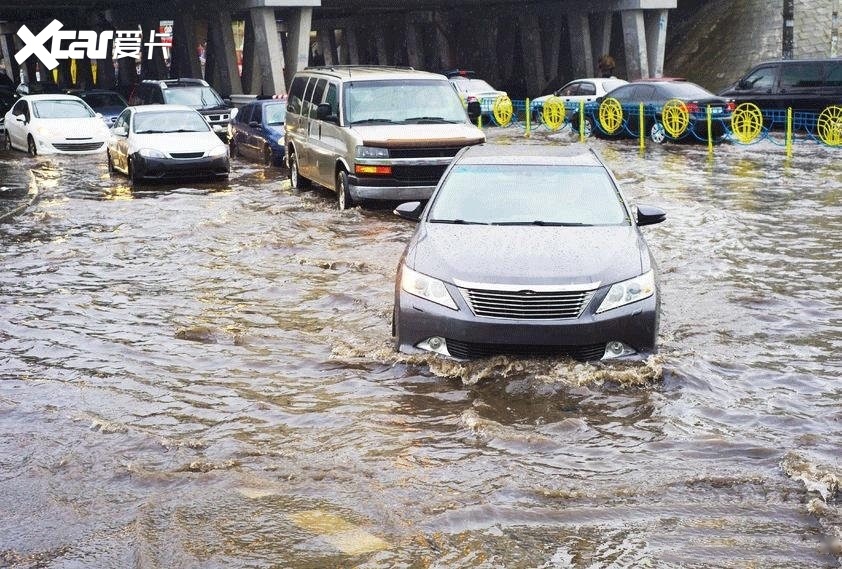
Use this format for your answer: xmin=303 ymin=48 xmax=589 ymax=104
xmin=417 ymin=336 xmax=450 ymax=356
xmin=602 ymin=341 xmax=636 ymax=360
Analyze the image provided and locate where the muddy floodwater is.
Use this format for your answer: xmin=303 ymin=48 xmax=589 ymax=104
xmin=1 ymin=131 xmax=840 ymax=568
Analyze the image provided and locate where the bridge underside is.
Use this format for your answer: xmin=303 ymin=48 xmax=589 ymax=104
xmin=0 ymin=0 xmax=676 ymax=98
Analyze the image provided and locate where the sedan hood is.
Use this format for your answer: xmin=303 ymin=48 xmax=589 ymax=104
xmin=354 ymin=123 xmax=485 ymax=148
xmin=408 ymin=224 xmax=648 ymax=287
xmin=129 ymin=131 xmax=224 ymax=154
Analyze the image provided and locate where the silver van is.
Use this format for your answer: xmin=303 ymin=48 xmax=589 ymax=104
xmin=284 ymin=66 xmax=485 ymax=210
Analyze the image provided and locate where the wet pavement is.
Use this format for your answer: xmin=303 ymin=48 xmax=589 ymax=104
xmin=0 ymin=131 xmax=840 ymax=568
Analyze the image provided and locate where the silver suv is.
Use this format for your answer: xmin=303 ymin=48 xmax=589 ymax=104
xmin=284 ymin=66 xmax=485 ymax=210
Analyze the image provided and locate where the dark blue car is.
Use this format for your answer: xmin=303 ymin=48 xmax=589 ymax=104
xmin=229 ymin=98 xmax=286 ymax=166
xmin=71 ymin=89 xmax=128 ymax=127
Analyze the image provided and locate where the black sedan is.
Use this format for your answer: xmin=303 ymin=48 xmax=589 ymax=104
xmin=392 ymin=144 xmax=666 ymax=361
xmin=595 ymin=80 xmax=734 ymax=143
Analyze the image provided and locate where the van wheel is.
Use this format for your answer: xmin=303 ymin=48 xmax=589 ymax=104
xmin=650 ymin=122 xmax=667 ymax=144
xmin=289 ymin=151 xmax=309 ymax=189
xmin=336 ymin=169 xmax=355 ymax=210
xmin=27 ymin=135 xmax=37 ymax=156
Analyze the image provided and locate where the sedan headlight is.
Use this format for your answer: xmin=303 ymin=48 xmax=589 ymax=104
xmin=206 ymin=145 xmax=228 ymax=157
xmin=35 ymin=125 xmax=57 ymax=138
xmin=596 ymin=270 xmax=655 ymax=313
xmin=138 ymin=148 xmax=166 ymax=158
xmin=401 ymin=265 xmax=458 ymax=310
xmin=356 ymin=145 xmax=389 ymax=159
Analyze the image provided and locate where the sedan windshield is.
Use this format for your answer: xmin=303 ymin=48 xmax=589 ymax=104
xmin=82 ymin=93 xmax=127 ymax=109
xmin=162 ymin=86 xmax=224 ymax=108
xmin=32 ymin=100 xmax=94 ymax=119
xmin=344 ymin=80 xmax=467 ymax=124
xmin=264 ymin=103 xmax=286 ymax=125
xmin=428 ymin=164 xmax=630 ymax=226
xmin=133 ymin=111 xmax=210 ymax=134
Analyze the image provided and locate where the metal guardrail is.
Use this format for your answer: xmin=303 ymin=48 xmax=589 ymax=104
xmin=476 ymin=95 xmax=842 ymax=154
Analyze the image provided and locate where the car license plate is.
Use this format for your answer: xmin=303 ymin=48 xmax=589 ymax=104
xmin=711 ymin=107 xmax=723 ymax=114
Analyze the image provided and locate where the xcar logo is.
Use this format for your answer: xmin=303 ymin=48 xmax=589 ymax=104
xmin=16 ymin=20 xmax=112 ymax=70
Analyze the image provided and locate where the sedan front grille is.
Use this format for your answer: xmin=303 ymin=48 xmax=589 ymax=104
xmin=170 ymin=152 xmax=205 ymax=159
xmin=446 ymin=339 xmax=606 ymax=361
xmin=53 ymin=142 xmax=103 ymax=151
xmin=461 ymin=287 xmax=596 ymax=319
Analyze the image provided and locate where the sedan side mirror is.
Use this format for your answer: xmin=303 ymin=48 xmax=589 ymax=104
xmin=466 ymin=100 xmax=481 ymax=122
xmin=636 ymin=204 xmax=666 ymax=226
xmin=14 ymin=113 xmax=26 ymax=124
xmin=248 ymin=120 xmax=260 ymax=128
xmin=113 ymin=126 xmax=128 ymax=137
xmin=737 ymin=79 xmax=751 ymax=90
xmin=394 ymin=201 xmax=423 ymax=222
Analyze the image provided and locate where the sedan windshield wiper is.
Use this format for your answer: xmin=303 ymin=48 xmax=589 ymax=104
xmin=134 ymin=129 xmax=167 ymax=134
xmin=429 ymin=218 xmax=490 ymax=225
xmin=492 ymin=221 xmax=594 ymax=226
xmin=350 ymin=118 xmax=394 ymax=124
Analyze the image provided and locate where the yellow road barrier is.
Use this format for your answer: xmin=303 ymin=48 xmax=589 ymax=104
xmin=817 ymin=105 xmax=842 ymax=146
xmin=731 ymin=102 xmax=764 ymax=143
xmin=662 ymin=99 xmax=690 ymax=138
xmin=541 ymin=97 xmax=565 ymax=131
xmin=492 ymin=94 xmax=513 ymax=127
xmin=599 ymin=97 xmax=623 ymax=134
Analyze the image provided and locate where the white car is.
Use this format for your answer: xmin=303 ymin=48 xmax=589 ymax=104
xmin=106 ymin=104 xmax=230 ymax=183
xmin=446 ymin=70 xmax=508 ymax=120
xmin=3 ymin=94 xmax=110 ymax=155
xmin=531 ymin=77 xmax=628 ymax=116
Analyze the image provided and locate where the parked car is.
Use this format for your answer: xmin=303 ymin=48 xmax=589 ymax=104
xmin=229 ymin=98 xmax=286 ymax=166
xmin=3 ymin=94 xmax=109 ymax=155
xmin=106 ymin=104 xmax=230 ymax=183
xmin=69 ymin=89 xmax=128 ymax=127
xmin=595 ymin=80 xmax=734 ymax=143
xmin=445 ymin=69 xmax=508 ymax=121
xmin=285 ymin=66 xmax=485 ymax=210
xmin=128 ymin=78 xmax=233 ymax=141
xmin=531 ymin=77 xmax=627 ymax=126
xmin=392 ymin=143 xmax=666 ymax=361
xmin=718 ymin=58 xmax=842 ymax=112
xmin=14 ymin=80 xmax=62 ymax=98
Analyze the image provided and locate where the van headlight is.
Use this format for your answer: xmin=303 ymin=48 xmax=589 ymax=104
xmin=356 ymin=145 xmax=389 ymax=158
xmin=138 ymin=148 xmax=166 ymax=158
xmin=401 ymin=265 xmax=458 ymax=310
xmin=596 ymin=270 xmax=655 ymax=313
xmin=206 ymin=145 xmax=228 ymax=157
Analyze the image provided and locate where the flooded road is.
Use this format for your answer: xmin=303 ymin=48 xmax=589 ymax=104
xmin=1 ymin=133 xmax=840 ymax=568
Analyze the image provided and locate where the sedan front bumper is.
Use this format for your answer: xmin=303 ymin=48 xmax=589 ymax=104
xmin=394 ymin=285 xmax=659 ymax=361
xmin=132 ymin=154 xmax=230 ymax=180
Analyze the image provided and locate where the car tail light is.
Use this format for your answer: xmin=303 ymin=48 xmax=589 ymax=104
xmin=685 ymin=102 xmax=700 ymax=114
xmin=355 ymin=164 xmax=392 ymax=176
xmin=726 ymin=101 xmax=736 ymax=112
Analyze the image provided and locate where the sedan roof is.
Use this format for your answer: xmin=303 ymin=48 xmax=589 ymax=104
xmin=130 ymin=104 xmax=197 ymax=113
xmin=458 ymin=144 xmax=603 ymax=167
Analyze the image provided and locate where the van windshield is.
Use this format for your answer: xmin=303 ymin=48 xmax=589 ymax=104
xmin=344 ymin=79 xmax=468 ymax=125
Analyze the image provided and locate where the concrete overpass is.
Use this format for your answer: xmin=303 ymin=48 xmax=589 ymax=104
xmin=0 ymin=0 xmax=676 ymax=99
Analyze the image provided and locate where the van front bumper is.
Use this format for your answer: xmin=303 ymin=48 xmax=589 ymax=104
xmin=348 ymin=181 xmax=436 ymax=201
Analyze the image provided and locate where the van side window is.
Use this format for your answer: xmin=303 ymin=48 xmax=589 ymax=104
xmin=826 ymin=62 xmax=842 ymax=87
xmin=309 ymin=79 xmax=327 ymax=118
xmin=325 ymin=83 xmax=339 ymax=118
xmin=742 ymin=66 xmax=775 ymax=91
xmin=302 ymin=78 xmax=318 ymax=118
xmin=780 ymin=63 xmax=823 ymax=89
xmin=288 ymin=76 xmax=308 ymax=114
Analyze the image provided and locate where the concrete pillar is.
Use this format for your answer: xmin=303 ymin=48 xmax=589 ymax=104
xmin=620 ymin=9 xmax=649 ymax=80
xmin=433 ymin=11 xmax=455 ymax=70
xmin=171 ymin=12 xmax=202 ymax=79
xmin=141 ymin=13 xmax=169 ymax=80
xmin=250 ymin=7 xmax=285 ymax=96
xmin=241 ymin=14 xmax=259 ymax=94
xmin=94 ymin=12 xmax=117 ymax=89
xmin=541 ymin=10 xmax=563 ymax=83
xmin=568 ymin=10 xmax=593 ymax=81
xmin=0 ymin=33 xmax=17 ymax=82
xmin=284 ymin=7 xmax=312 ymax=88
xmin=519 ymin=13 xmax=545 ymax=95
xmin=591 ymin=11 xmax=613 ymax=76
xmin=496 ymin=18 xmax=516 ymax=85
xmin=206 ymin=10 xmax=243 ymax=95
xmin=318 ymin=29 xmax=335 ymax=65
xmin=405 ymin=19 xmax=422 ymax=69
xmin=644 ymin=10 xmax=668 ymax=78
xmin=344 ymin=27 xmax=360 ymax=64
xmin=375 ymin=30 xmax=389 ymax=65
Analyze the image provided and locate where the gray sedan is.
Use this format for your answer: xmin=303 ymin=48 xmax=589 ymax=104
xmin=392 ymin=144 xmax=666 ymax=361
